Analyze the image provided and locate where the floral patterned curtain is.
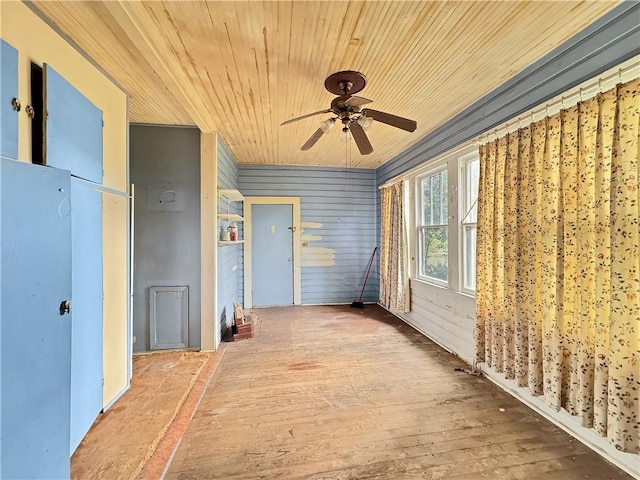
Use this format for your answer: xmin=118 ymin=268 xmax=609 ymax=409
xmin=380 ymin=182 xmax=410 ymax=313
xmin=476 ymin=78 xmax=639 ymax=453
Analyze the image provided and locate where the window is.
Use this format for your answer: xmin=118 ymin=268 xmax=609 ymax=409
xmin=411 ymin=145 xmax=479 ymax=294
xmin=418 ymin=168 xmax=448 ymax=282
xmin=461 ymin=156 xmax=479 ymax=291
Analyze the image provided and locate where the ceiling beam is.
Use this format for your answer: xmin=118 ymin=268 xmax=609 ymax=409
xmin=102 ymin=1 xmax=216 ymax=132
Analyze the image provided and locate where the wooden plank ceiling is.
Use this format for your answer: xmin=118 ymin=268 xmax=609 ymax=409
xmin=33 ymin=1 xmax=619 ymax=168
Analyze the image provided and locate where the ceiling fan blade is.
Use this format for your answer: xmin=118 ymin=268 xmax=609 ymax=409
xmin=344 ymin=95 xmax=373 ymax=107
xmin=281 ymin=109 xmax=332 ymax=126
xmin=349 ymin=122 xmax=373 ymax=155
xmin=361 ymin=108 xmax=417 ymax=132
xmin=301 ymin=128 xmax=325 ymax=151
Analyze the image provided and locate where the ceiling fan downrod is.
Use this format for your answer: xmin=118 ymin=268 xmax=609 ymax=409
xmin=339 ymin=81 xmax=353 ymax=95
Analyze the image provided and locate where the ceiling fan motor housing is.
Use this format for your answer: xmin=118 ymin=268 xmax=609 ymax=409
xmin=331 ymin=96 xmax=363 ymax=120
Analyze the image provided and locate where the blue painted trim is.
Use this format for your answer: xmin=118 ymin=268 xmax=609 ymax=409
xmin=377 ymin=1 xmax=640 ymax=184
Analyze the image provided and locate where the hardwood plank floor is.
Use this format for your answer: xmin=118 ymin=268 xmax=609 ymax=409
xmin=164 ymin=305 xmax=631 ymax=480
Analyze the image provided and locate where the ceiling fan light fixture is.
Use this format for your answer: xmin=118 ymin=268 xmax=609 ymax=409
xmin=320 ymin=118 xmax=336 ymax=133
xmin=340 ymin=127 xmax=351 ymax=143
xmin=358 ymin=115 xmax=373 ymax=131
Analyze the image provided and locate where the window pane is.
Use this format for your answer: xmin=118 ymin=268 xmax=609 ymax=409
xmin=422 ymin=177 xmax=432 ymax=224
xmin=441 ymin=171 xmax=448 ymax=221
xmin=420 ymin=227 xmax=448 ymax=281
xmin=421 ymin=170 xmax=447 ymax=226
xmin=432 ymin=174 xmax=441 ymax=223
xmin=463 ymin=226 xmax=477 ymax=290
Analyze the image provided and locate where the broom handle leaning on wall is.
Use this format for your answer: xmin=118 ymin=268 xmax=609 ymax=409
xmin=357 ymin=247 xmax=378 ymax=302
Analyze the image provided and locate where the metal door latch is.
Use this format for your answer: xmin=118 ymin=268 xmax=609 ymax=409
xmin=59 ymin=300 xmax=71 ymax=316
xmin=11 ymin=97 xmax=21 ymax=112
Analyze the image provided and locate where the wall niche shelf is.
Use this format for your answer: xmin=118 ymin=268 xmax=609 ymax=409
xmin=218 ymin=188 xmax=244 ymax=247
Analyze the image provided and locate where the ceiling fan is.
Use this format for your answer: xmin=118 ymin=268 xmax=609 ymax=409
xmin=281 ymin=71 xmax=417 ymax=155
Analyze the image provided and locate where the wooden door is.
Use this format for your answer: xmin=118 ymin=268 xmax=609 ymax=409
xmin=44 ymin=63 xmax=103 ymax=184
xmin=1 ymin=158 xmax=72 ymax=478
xmin=0 ymin=40 xmax=19 ymax=160
xmin=251 ymin=204 xmax=294 ymax=306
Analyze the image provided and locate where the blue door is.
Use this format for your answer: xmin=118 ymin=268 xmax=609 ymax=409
xmin=44 ymin=64 xmax=103 ymax=184
xmin=69 ymin=178 xmax=103 ymax=454
xmin=252 ymin=204 xmax=294 ymax=306
xmin=1 ymin=40 xmax=19 ymax=160
xmin=1 ymin=158 xmax=72 ymax=479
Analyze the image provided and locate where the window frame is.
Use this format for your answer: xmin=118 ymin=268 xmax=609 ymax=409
xmin=416 ymin=164 xmax=449 ymax=286
xmin=409 ymin=144 xmax=479 ymax=296
xmin=459 ymin=152 xmax=479 ymax=295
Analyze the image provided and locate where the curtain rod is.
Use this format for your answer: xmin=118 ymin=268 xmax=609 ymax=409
xmin=476 ymin=55 xmax=640 ymax=146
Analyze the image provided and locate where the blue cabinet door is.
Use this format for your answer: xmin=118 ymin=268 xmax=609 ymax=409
xmin=69 ymin=178 xmax=103 ymax=454
xmin=252 ymin=204 xmax=294 ymax=306
xmin=44 ymin=64 xmax=103 ymax=184
xmin=1 ymin=40 xmax=19 ymax=160
xmin=1 ymin=158 xmax=72 ymax=479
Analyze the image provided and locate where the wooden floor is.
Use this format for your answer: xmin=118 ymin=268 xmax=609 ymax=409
xmin=160 ymin=305 xmax=630 ymax=480
xmin=71 ymin=350 xmax=221 ymax=479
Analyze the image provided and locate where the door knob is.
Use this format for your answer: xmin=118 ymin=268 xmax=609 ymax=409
xmin=59 ymin=300 xmax=71 ymax=316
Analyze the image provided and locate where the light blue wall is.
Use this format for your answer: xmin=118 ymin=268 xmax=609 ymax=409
xmin=217 ymin=137 xmax=243 ymax=335
xmin=238 ymin=165 xmax=378 ymax=304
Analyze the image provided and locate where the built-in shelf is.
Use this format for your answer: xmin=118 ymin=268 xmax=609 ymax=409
xmin=218 ymin=188 xmax=245 ymax=244
xmin=218 ymin=240 xmax=245 ymax=246
xmin=218 ymin=188 xmax=244 ymax=202
xmin=218 ymin=213 xmax=244 ymax=222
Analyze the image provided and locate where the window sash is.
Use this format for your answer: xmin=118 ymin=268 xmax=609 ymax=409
xmin=462 ymin=223 xmax=477 ymax=291
xmin=417 ymin=225 xmax=448 ymax=282
xmin=420 ymin=169 xmax=447 ymax=226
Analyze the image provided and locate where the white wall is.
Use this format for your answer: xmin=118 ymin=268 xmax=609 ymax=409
xmin=396 ymin=280 xmax=475 ymax=365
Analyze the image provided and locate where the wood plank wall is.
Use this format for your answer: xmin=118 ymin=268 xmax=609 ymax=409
xmin=217 ymin=137 xmax=243 ymax=335
xmin=238 ymin=165 xmax=378 ymax=305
